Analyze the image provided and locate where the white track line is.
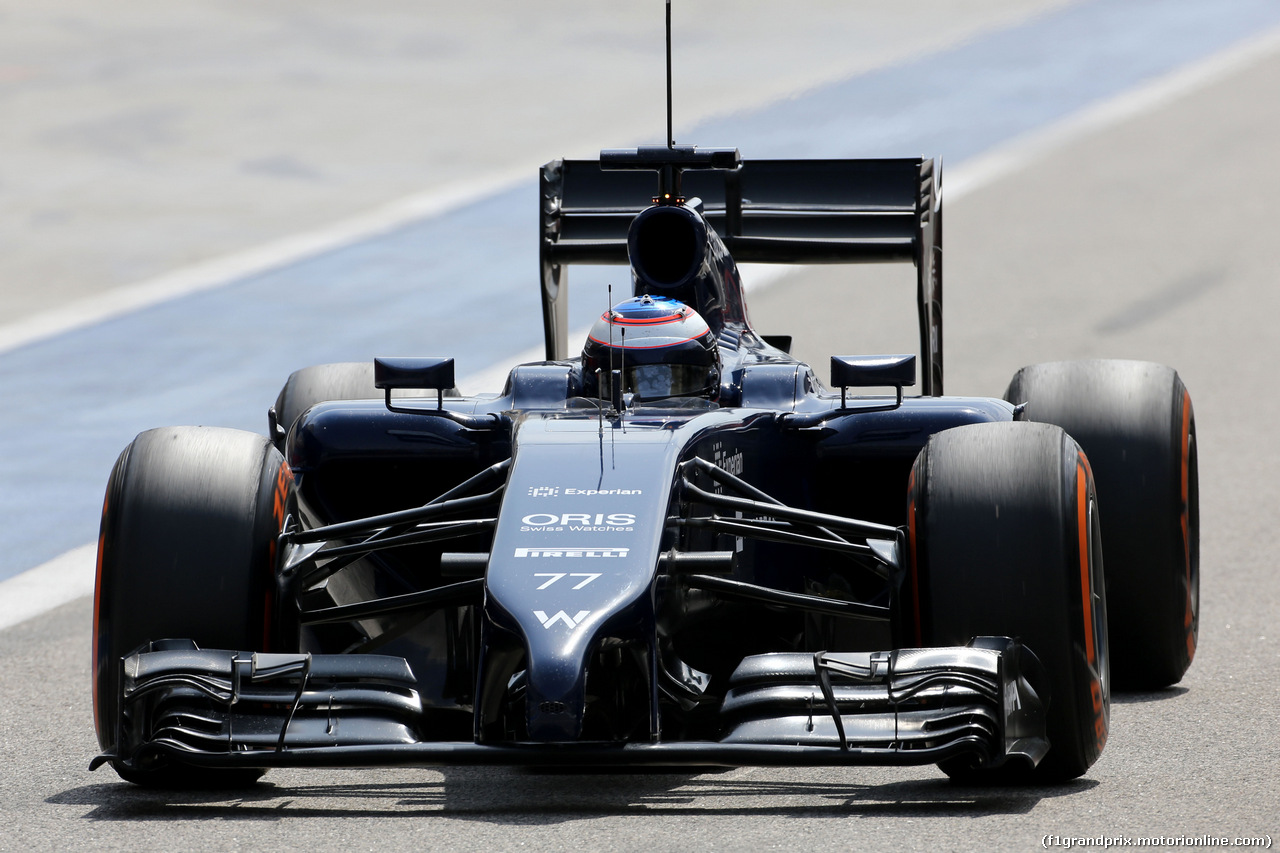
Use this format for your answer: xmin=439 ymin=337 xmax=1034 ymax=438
xmin=945 ymin=21 xmax=1280 ymax=202
xmin=0 ymin=543 xmax=98 ymax=631
xmin=5 ymin=24 xmax=1280 ymax=632
xmin=0 ymin=168 xmax=528 ymax=357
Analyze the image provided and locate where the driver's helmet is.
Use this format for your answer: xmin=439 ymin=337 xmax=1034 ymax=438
xmin=582 ymin=295 xmax=720 ymax=400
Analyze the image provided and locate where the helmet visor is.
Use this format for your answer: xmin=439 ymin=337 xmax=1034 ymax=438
xmin=612 ymin=363 xmax=712 ymax=399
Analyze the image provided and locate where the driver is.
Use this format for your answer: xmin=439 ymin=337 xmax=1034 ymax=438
xmin=582 ymin=295 xmax=720 ymax=401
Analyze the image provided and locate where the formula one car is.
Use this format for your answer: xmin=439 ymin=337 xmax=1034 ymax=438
xmin=91 ymin=145 xmax=1198 ymax=788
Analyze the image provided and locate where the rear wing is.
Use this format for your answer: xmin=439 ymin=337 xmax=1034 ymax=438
xmin=539 ymin=157 xmax=944 ymax=395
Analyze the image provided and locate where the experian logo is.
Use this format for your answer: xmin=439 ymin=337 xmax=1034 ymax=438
xmin=514 ymin=547 xmax=630 ymax=558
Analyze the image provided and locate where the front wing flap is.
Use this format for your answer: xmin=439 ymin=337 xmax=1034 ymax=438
xmin=93 ymin=637 xmax=1047 ymax=773
xmin=721 ymin=638 xmax=1049 ymax=769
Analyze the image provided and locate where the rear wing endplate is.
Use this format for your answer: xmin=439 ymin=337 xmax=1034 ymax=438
xmin=539 ymin=157 xmax=944 ymax=395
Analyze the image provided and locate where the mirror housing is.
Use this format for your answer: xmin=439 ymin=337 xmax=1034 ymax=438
xmin=374 ymin=357 xmax=455 ymax=411
xmin=830 ymin=355 xmax=916 ymax=408
xmin=374 ymin=357 xmax=455 ymax=391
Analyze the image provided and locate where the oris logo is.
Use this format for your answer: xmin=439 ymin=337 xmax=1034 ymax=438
xmin=519 ymin=512 xmax=637 ymax=532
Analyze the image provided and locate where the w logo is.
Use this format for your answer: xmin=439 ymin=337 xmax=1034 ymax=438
xmin=534 ymin=610 xmax=591 ymax=629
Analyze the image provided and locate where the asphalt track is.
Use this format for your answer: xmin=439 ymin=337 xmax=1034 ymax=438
xmin=3 ymin=2 xmax=1280 ymax=850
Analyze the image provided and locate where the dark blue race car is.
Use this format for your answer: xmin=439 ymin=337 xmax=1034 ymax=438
xmin=91 ymin=144 xmax=1198 ymax=787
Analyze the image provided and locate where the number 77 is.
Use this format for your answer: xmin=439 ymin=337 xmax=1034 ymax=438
xmin=533 ymin=573 xmax=602 ymax=590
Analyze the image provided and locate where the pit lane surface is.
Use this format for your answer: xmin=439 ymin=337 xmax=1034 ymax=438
xmin=4 ymin=2 xmax=1280 ymax=849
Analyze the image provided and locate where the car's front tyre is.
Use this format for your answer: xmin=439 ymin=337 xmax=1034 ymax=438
xmin=907 ymin=422 xmax=1109 ymax=782
xmin=94 ymin=426 xmax=295 ymax=787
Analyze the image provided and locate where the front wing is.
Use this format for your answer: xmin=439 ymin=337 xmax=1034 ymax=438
xmin=92 ymin=637 xmax=1048 ymax=774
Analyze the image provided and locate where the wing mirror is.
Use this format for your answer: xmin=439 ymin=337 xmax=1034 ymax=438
xmin=830 ymin=355 xmax=916 ymax=408
xmin=374 ymin=357 xmax=455 ymax=410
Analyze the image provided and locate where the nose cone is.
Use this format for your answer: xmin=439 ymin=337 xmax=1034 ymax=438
xmin=521 ymin=611 xmax=622 ymax=741
xmin=484 ymin=418 xmax=676 ymax=742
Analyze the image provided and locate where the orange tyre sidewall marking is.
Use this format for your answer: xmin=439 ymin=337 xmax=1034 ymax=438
xmin=263 ymin=461 xmax=293 ymax=652
xmin=1181 ymin=390 xmax=1196 ymax=659
xmin=907 ymin=467 xmax=922 ymax=647
xmin=1077 ymin=452 xmax=1107 ymax=753
xmin=1075 ymin=456 xmax=1095 ymax=668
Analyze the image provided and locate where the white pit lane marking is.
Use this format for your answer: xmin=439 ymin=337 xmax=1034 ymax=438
xmin=0 ymin=169 xmax=527 ymax=357
xmin=0 ymin=543 xmax=97 ymax=632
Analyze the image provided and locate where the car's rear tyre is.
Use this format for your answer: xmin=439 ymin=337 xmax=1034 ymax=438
xmin=907 ymin=422 xmax=1109 ymax=782
xmin=272 ymin=362 xmax=460 ymax=450
xmin=94 ymin=426 xmax=295 ymax=787
xmin=1006 ymin=360 xmax=1198 ymax=689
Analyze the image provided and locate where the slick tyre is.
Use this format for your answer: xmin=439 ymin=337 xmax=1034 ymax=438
xmin=94 ymin=426 xmax=295 ymax=787
xmin=1006 ymin=360 xmax=1198 ymax=689
xmin=273 ymin=362 xmax=459 ymax=451
xmin=907 ymin=422 xmax=1109 ymax=782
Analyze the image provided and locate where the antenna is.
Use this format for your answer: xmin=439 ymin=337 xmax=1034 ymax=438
xmin=607 ymin=283 xmax=614 ymax=406
xmin=609 ymin=327 xmax=625 ymax=414
xmin=666 ymin=0 xmax=674 ymax=149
